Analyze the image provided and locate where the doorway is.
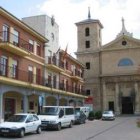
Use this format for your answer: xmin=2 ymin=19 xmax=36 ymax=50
xmin=122 ymin=97 xmax=133 ymax=114
xmin=4 ymin=98 xmax=16 ymax=120
xmin=108 ymin=101 xmax=114 ymax=112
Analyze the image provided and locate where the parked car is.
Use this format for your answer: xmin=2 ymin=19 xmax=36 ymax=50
xmin=102 ymin=111 xmax=115 ymax=121
xmin=0 ymin=113 xmax=41 ymax=137
xmin=38 ymin=106 xmax=75 ymax=130
xmin=74 ymin=110 xmax=86 ymax=124
xmin=75 ymin=107 xmax=90 ymax=119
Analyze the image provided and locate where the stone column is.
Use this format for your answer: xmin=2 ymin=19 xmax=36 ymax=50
xmin=0 ymin=93 xmax=4 ymax=122
xmin=115 ymin=83 xmax=120 ymax=115
xmin=42 ymin=94 xmax=46 ymax=106
xmin=103 ymin=82 xmax=107 ymax=110
xmin=23 ymin=95 xmax=28 ymax=113
xmin=134 ymin=82 xmax=140 ymax=114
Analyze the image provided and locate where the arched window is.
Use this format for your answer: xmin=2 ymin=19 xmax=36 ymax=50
xmin=118 ymin=58 xmax=133 ymax=66
xmin=85 ymin=27 xmax=90 ymax=36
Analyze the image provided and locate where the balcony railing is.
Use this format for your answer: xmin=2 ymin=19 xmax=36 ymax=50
xmin=46 ymin=56 xmax=64 ymax=69
xmin=0 ymin=64 xmax=86 ymax=95
xmin=0 ymin=31 xmax=31 ymax=52
xmin=46 ymin=56 xmax=84 ymax=79
xmin=72 ymin=69 xmax=83 ymax=78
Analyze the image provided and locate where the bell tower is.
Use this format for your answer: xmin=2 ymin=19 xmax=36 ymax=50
xmin=75 ymin=7 xmax=103 ymax=53
xmin=75 ymin=8 xmax=103 ymax=110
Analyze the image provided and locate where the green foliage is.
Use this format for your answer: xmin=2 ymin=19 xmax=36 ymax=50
xmin=88 ymin=111 xmax=94 ymax=120
xmin=94 ymin=111 xmax=102 ymax=119
xmin=137 ymin=119 xmax=140 ymax=128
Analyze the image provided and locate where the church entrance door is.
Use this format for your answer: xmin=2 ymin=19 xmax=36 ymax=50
xmin=121 ymin=97 xmax=134 ymax=114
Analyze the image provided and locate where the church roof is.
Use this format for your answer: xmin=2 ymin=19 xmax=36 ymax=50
xmin=75 ymin=18 xmax=103 ymax=28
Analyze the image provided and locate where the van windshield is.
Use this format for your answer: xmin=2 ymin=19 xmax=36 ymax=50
xmin=40 ymin=107 xmax=59 ymax=115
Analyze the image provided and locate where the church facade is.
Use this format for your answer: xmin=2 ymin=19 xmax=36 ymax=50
xmin=76 ymin=12 xmax=140 ymax=115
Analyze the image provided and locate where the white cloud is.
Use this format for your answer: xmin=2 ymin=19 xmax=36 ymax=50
xmin=33 ymin=0 xmax=140 ymax=56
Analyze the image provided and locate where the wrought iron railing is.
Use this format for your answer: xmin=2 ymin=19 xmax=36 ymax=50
xmin=0 ymin=31 xmax=32 ymax=52
xmin=46 ymin=56 xmax=84 ymax=78
xmin=0 ymin=63 xmax=86 ymax=95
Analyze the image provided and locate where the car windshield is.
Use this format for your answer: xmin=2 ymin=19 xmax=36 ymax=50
xmin=40 ymin=107 xmax=59 ymax=115
xmin=103 ymin=111 xmax=112 ymax=114
xmin=6 ymin=115 xmax=27 ymax=122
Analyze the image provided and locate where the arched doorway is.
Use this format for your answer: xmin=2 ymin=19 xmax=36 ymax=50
xmin=59 ymin=98 xmax=67 ymax=106
xmin=46 ymin=96 xmax=57 ymax=106
xmin=77 ymin=100 xmax=83 ymax=106
xmin=3 ymin=92 xmax=22 ymax=120
xmin=69 ymin=99 xmax=76 ymax=106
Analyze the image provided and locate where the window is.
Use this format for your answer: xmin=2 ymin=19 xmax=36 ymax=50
xmin=48 ymin=50 xmax=52 ymax=57
xmin=29 ymin=39 xmax=34 ymax=52
xmin=2 ymin=24 xmax=9 ymax=42
xmin=28 ymin=66 xmax=33 ymax=83
xmin=0 ymin=56 xmax=8 ymax=76
xmin=47 ymin=74 xmax=52 ymax=87
xmin=65 ymin=61 xmax=68 ymax=70
xmin=29 ymin=101 xmax=34 ymax=110
xmin=37 ymin=44 xmax=41 ymax=56
xmin=11 ymin=60 xmax=18 ymax=78
xmin=118 ymin=58 xmax=133 ymax=66
xmin=36 ymin=68 xmax=41 ymax=84
xmin=86 ymin=62 xmax=90 ymax=69
xmin=85 ymin=41 xmax=90 ymax=48
xmin=86 ymin=90 xmax=90 ymax=96
xmin=65 ymin=108 xmax=74 ymax=115
xmin=13 ymin=29 xmax=19 ymax=46
xmin=51 ymin=33 xmax=54 ymax=41
xmin=33 ymin=115 xmax=39 ymax=121
xmin=122 ymin=41 xmax=127 ymax=45
xmin=27 ymin=115 xmax=34 ymax=122
xmin=53 ymin=75 xmax=57 ymax=88
xmin=85 ymin=27 xmax=90 ymax=36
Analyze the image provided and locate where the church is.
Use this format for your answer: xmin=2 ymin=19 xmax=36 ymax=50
xmin=75 ymin=10 xmax=140 ymax=115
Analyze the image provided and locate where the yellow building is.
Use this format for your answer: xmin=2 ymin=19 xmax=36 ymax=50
xmin=0 ymin=7 xmax=86 ymax=122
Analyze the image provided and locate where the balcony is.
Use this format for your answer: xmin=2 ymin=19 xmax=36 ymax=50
xmin=71 ymin=69 xmax=84 ymax=82
xmin=0 ymin=31 xmax=30 ymax=56
xmin=0 ymin=64 xmax=86 ymax=95
xmin=59 ymin=83 xmax=85 ymax=95
xmin=45 ymin=56 xmax=65 ymax=73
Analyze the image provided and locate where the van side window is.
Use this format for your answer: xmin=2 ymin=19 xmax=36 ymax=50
xmin=65 ymin=108 xmax=74 ymax=115
xmin=59 ymin=109 xmax=64 ymax=118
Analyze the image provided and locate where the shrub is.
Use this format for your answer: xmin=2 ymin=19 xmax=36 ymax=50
xmin=88 ymin=111 xmax=94 ymax=121
xmin=95 ymin=111 xmax=102 ymax=119
xmin=136 ymin=119 xmax=140 ymax=127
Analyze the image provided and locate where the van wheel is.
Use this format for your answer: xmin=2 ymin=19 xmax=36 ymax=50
xmin=19 ymin=129 xmax=25 ymax=138
xmin=36 ymin=126 xmax=41 ymax=134
xmin=57 ymin=123 xmax=61 ymax=131
xmin=69 ymin=121 xmax=73 ymax=128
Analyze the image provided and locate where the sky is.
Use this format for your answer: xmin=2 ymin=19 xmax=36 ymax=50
xmin=1 ymin=0 xmax=140 ymax=56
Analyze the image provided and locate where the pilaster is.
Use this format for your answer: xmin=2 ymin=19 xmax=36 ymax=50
xmin=134 ymin=82 xmax=140 ymax=115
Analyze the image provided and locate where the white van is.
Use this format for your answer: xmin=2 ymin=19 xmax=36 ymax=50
xmin=75 ymin=107 xmax=90 ymax=118
xmin=38 ymin=106 xmax=75 ymax=130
